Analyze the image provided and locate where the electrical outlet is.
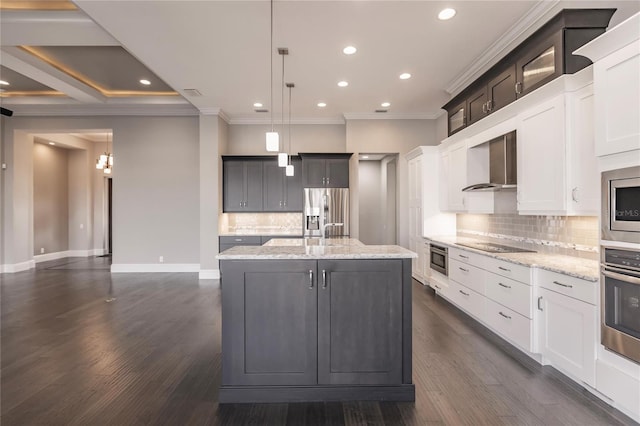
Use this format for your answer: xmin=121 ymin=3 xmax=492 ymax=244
xmin=159 ymin=256 xmax=164 ymax=263
xmin=40 ymin=247 xmax=45 ymax=254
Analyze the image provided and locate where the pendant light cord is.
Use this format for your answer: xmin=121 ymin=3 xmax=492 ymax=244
xmin=288 ymin=84 xmax=292 ymax=164
xmin=270 ymin=0 xmax=274 ymax=132
xmin=281 ymin=53 xmax=285 ymax=148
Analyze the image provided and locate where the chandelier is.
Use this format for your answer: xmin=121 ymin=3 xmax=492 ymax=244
xmin=95 ymin=133 xmax=113 ymax=174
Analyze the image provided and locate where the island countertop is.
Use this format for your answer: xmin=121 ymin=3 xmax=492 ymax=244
xmin=216 ymin=237 xmax=417 ymax=260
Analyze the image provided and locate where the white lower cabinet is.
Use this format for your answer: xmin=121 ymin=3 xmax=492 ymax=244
xmin=538 ymin=286 xmax=597 ymax=387
xmin=485 ymin=298 xmax=532 ymax=351
xmin=449 ymin=280 xmax=485 ymax=320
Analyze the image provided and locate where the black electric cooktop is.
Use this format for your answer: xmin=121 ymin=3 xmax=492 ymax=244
xmin=456 ymin=241 xmax=536 ymax=254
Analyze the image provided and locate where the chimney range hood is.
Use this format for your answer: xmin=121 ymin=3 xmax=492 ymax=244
xmin=463 ymin=131 xmax=517 ymax=192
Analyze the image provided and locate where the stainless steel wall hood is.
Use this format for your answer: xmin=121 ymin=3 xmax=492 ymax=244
xmin=463 ymin=131 xmax=517 ymax=192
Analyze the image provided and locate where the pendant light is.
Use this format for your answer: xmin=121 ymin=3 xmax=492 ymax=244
xmin=278 ymin=48 xmax=288 ymax=167
xmin=95 ymin=132 xmax=113 ymax=174
xmin=265 ymin=0 xmax=279 ymax=152
xmin=285 ymin=82 xmax=295 ymax=177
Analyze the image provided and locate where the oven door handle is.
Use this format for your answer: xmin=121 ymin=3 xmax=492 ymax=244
xmin=602 ymin=269 xmax=640 ymax=286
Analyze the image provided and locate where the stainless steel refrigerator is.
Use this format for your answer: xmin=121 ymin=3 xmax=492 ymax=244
xmin=304 ymin=188 xmax=350 ymax=237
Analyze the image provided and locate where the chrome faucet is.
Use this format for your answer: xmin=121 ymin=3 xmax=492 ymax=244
xmin=321 ymin=223 xmax=344 ymax=242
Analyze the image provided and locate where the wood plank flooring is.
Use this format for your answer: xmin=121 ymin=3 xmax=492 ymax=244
xmin=1 ymin=257 xmax=637 ymax=425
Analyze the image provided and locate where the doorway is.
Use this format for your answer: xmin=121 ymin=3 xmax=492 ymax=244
xmin=107 ymin=177 xmax=113 ymax=255
xmin=358 ymin=154 xmax=398 ymax=245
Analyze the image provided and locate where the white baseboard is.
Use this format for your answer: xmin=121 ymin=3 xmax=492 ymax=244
xmin=111 ymin=263 xmax=200 ymax=273
xmin=0 ymin=260 xmax=36 ymax=273
xmin=34 ymin=249 xmax=106 ymax=263
xmin=199 ymin=269 xmax=220 ymax=279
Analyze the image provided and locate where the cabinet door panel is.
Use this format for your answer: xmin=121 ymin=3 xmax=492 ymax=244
xmin=447 ymin=100 xmax=466 ymax=135
xmin=448 ymin=143 xmax=467 ymax=212
xmin=326 ymin=159 xmax=350 ymax=188
xmin=223 ymin=161 xmax=246 ymax=212
xmin=263 ymin=160 xmax=285 ymax=211
xmin=488 ymin=64 xmax=517 ymax=113
xmin=244 ymin=161 xmax=264 ymax=211
xmin=221 ymin=260 xmax=318 ymax=386
xmin=303 ymin=158 xmax=326 ymax=187
xmin=516 ymin=33 xmax=562 ymax=97
xmin=318 ymin=259 xmax=402 ymax=385
xmin=284 ymin=158 xmax=303 ymax=211
xmin=467 ymin=87 xmax=488 ymax=125
xmin=539 ymin=288 xmax=596 ymax=386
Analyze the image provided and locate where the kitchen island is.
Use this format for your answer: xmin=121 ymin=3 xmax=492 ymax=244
xmin=217 ymin=238 xmax=416 ymax=403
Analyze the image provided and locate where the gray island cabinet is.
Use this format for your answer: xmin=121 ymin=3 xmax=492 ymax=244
xmin=217 ymin=240 xmax=416 ymax=403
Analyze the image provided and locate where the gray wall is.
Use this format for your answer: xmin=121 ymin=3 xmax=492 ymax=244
xmin=227 ymin=124 xmax=345 ymax=155
xmin=33 ymin=142 xmax=69 ymax=255
xmin=358 ymin=160 xmax=382 ymax=244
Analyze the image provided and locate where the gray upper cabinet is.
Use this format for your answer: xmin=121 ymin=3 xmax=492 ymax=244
xmin=317 ymin=259 xmax=403 ymax=385
xmin=221 ymin=260 xmax=318 ymax=386
xmin=301 ymin=154 xmax=352 ymax=188
xmin=263 ymin=158 xmax=303 ymax=211
xmin=223 ymin=159 xmax=263 ymax=212
xmin=443 ymin=9 xmax=615 ymax=136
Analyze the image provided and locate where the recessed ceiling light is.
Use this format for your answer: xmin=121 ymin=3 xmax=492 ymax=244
xmin=362 ymin=155 xmax=369 ymax=159
xmin=438 ymin=8 xmax=456 ymax=20
xmin=399 ymin=73 xmax=411 ymax=80
xmin=343 ymin=46 xmax=357 ymax=55
xmin=253 ymin=102 xmax=263 ymax=108
xmin=338 ymin=81 xmax=349 ymax=87
xmin=49 ymin=142 xmax=55 ymax=145
xmin=139 ymin=79 xmax=151 ymax=85
xmin=317 ymin=102 xmax=327 ymax=108
xmin=381 ymin=102 xmax=391 ymax=108
xmin=0 ymin=80 xmax=9 ymax=85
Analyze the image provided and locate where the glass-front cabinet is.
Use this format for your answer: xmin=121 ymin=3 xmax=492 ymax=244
xmin=515 ymin=33 xmax=562 ymax=98
xmin=447 ymin=100 xmax=466 ymax=135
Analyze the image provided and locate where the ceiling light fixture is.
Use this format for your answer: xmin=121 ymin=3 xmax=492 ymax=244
xmin=266 ymin=0 xmax=279 ymax=152
xmin=338 ymin=81 xmax=349 ymax=87
xmin=317 ymin=102 xmax=327 ymax=108
xmin=381 ymin=102 xmax=391 ymax=107
xmin=278 ymin=48 xmax=289 ymax=167
xmin=285 ymin=82 xmax=295 ymax=177
xmin=49 ymin=142 xmax=55 ymax=145
xmin=343 ymin=46 xmax=357 ymax=55
xmin=253 ymin=102 xmax=263 ymax=108
xmin=0 ymin=80 xmax=9 ymax=85
xmin=139 ymin=79 xmax=151 ymax=85
xmin=438 ymin=8 xmax=456 ymax=20
xmin=399 ymin=73 xmax=411 ymax=80
xmin=362 ymin=155 xmax=369 ymax=159
xmin=95 ymin=133 xmax=113 ymax=175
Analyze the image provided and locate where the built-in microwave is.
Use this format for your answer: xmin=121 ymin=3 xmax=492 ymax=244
xmin=602 ymin=166 xmax=640 ymax=244
xmin=429 ymin=244 xmax=448 ymax=276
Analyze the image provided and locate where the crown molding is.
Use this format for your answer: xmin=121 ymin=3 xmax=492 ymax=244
xmin=445 ymin=0 xmax=560 ymax=97
xmin=199 ymin=107 xmax=230 ymax=123
xmin=343 ymin=112 xmax=439 ymax=120
xmin=228 ymin=115 xmax=345 ymax=125
xmin=8 ymin=103 xmax=199 ymax=117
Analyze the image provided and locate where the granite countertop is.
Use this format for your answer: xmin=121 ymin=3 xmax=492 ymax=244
xmin=217 ymin=238 xmax=416 ymax=260
xmin=426 ymin=235 xmax=599 ymax=282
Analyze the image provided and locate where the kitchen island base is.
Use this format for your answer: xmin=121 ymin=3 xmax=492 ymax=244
xmin=219 ymin=257 xmax=415 ymax=403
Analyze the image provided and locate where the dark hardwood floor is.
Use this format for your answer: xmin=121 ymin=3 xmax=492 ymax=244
xmin=1 ymin=257 xmax=637 ymax=425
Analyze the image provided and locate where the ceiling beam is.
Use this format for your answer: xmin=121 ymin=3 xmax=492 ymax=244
xmin=1 ymin=46 xmax=106 ymax=103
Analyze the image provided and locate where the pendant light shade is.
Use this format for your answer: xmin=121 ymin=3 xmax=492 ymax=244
xmin=266 ymin=132 xmax=279 ymax=151
xmin=285 ymin=164 xmax=294 ymax=176
xmin=95 ymin=132 xmax=113 ymax=174
xmin=278 ymin=152 xmax=288 ymax=167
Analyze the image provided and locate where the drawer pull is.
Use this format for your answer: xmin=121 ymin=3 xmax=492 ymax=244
xmin=434 ymin=284 xmax=441 ymax=290
xmin=553 ymin=280 xmax=573 ymax=289
xmin=308 ymin=270 xmax=314 ymax=289
xmin=499 ymin=311 xmax=512 ymax=320
xmin=234 ymin=238 xmax=242 ymax=242
xmin=322 ymin=270 xmax=327 ymax=289
xmin=498 ymin=282 xmax=511 ymax=289
xmin=459 ymin=267 xmax=469 ymax=273
xmin=498 ymin=266 xmax=511 ymax=272
xmin=459 ymin=290 xmax=470 ymax=296
xmin=459 ymin=254 xmax=469 ymax=259
xmin=538 ymin=296 xmax=543 ymax=311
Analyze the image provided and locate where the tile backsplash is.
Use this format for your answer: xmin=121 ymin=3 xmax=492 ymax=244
xmin=457 ymin=214 xmax=599 ymax=260
xmin=220 ymin=212 xmax=303 ymax=234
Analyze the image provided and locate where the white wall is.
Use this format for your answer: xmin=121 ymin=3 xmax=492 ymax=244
xmin=227 ymin=124 xmax=345 ymax=154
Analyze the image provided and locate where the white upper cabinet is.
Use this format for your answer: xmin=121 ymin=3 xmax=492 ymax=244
xmin=516 ymin=83 xmax=599 ymax=216
xmin=441 ymin=141 xmax=467 ymax=212
xmin=575 ymin=13 xmax=640 ymax=158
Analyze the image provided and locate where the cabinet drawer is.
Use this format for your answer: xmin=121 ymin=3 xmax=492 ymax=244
xmin=537 ymin=269 xmax=597 ymax=305
xmin=219 ymin=236 xmax=262 ymax=245
xmin=485 ymin=298 xmax=532 ymax=351
xmin=485 ymin=271 xmax=533 ymax=319
xmin=449 ymin=247 xmax=485 ymax=267
xmin=449 ymin=259 xmax=485 ymax=295
xmin=449 ymin=280 xmax=485 ymax=320
xmin=484 ymin=257 xmax=531 ymax=285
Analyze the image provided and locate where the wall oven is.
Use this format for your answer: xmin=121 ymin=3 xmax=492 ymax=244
xmin=602 ymin=166 xmax=640 ymax=244
xmin=601 ymin=246 xmax=640 ymax=364
xmin=429 ymin=244 xmax=448 ymax=276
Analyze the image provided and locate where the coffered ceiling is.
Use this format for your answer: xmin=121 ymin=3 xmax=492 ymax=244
xmin=1 ymin=1 xmax=638 ymax=122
